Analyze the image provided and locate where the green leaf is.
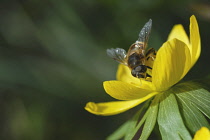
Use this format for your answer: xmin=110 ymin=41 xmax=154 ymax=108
xmin=176 ymin=94 xmax=209 ymax=134
xmin=140 ymin=95 xmax=159 ymax=140
xmin=107 ymin=100 xmax=150 ymax=140
xmin=124 ymin=101 xmax=150 ymax=140
xmin=173 ymin=80 xmax=210 ymax=134
xmin=175 ymin=81 xmax=210 ymax=119
xmin=124 ymin=109 xmax=148 ymax=140
xmin=157 ymin=91 xmax=191 ymax=140
xmin=106 ymin=120 xmax=131 ymax=140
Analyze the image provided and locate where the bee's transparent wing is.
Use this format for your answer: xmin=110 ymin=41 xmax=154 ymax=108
xmin=138 ymin=19 xmax=152 ymax=49
xmin=106 ymin=48 xmax=127 ymax=65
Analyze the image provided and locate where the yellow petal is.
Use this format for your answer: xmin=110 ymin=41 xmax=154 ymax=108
xmin=167 ymin=24 xmax=190 ymax=46
xmin=103 ymin=80 xmax=155 ymax=100
xmin=116 ymin=64 xmax=155 ymax=88
xmin=193 ymin=127 xmax=210 ymax=140
xmin=85 ymin=92 xmax=158 ymax=116
xmin=152 ymin=38 xmax=191 ymax=91
xmin=190 ymin=15 xmax=201 ymax=66
xmin=116 ymin=64 xmax=141 ymax=85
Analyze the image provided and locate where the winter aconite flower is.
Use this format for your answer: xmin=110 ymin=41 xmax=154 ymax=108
xmin=85 ymin=15 xmax=200 ymax=116
xmin=193 ymin=127 xmax=210 ymax=140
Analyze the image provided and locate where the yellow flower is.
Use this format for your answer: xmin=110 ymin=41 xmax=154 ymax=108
xmin=85 ymin=15 xmax=201 ymax=116
xmin=193 ymin=127 xmax=210 ymax=140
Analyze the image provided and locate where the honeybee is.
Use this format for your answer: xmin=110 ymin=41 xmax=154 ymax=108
xmin=107 ymin=19 xmax=156 ymax=79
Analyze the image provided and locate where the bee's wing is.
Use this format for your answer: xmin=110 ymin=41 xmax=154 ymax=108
xmin=106 ymin=48 xmax=127 ymax=65
xmin=138 ymin=19 xmax=152 ymax=49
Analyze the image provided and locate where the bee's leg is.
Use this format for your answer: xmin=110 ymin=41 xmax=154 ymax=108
xmin=146 ymin=66 xmax=152 ymax=80
xmin=146 ymin=48 xmax=156 ymax=61
xmin=146 ymin=73 xmax=151 ymax=77
xmin=147 ymin=66 xmax=152 ymax=70
xmin=145 ymin=73 xmax=152 ymax=81
xmin=145 ymin=48 xmax=156 ymax=82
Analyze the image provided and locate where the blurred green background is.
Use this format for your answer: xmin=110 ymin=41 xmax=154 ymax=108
xmin=0 ymin=0 xmax=210 ymax=139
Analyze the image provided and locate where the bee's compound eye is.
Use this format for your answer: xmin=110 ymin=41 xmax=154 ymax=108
xmin=131 ymin=69 xmax=137 ymax=77
xmin=131 ymin=70 xmax=145 ymax=78
xmin=135 ymin=65 xmax=147 ymax=73
xmin=131 ymin=65 xmax=147 ymax=78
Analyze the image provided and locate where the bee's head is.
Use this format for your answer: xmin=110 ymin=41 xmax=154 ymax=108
xmin=131 ymin=65 xmax=147 ymax=78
